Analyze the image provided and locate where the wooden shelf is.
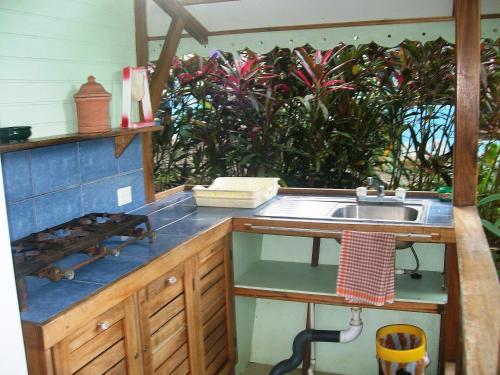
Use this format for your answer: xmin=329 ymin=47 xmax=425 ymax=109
xmin=234 ymin=260 xmax=446 ymax=313
xmin=0 ymin=126 xmax=162 ymax=156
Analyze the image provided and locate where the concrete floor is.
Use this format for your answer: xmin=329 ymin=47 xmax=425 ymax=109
xmin=240 ymin=363 xmax=335 ymax=375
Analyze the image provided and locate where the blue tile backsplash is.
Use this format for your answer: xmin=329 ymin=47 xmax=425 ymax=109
xmin=79 ymin=138 xmax=118 ymax=182
xmin=31 ymin=143 xmax=80 ymax=195
xmin=82 ymin=170 xmax=144 ymax=214
xmin=34 ymin=187 xmax=82 ymax=231
xmin=2 ymin=150 xmax=32 ymax=202
xmin=1 ymin=137 xmax=146 ymax=240
xmin=118 ymin=135 xmax=143 ymax=173
xmin=6 ymin=199 xmax=35 ymax=240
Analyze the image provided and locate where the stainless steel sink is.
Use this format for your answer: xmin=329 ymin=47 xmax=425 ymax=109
xmin=256 ymin=198 xmax=427 ymax=249
xmin=331 ymin=203 xmax=422 ymax=223
xmin=257 ymin=197 xmax=425 ymax=224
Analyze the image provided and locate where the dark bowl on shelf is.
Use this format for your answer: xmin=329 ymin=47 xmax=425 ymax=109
xmin=0 ymin=126 xmax=32 ymax=144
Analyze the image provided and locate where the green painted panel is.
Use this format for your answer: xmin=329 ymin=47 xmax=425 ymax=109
xmin=250 ymin=299 xmax=308 ymax=367
xmin=261 ymin=235 xmax=445 ymax=272
xmin=235 ymin=296 xmax=257 ymax=375
xmin=0 ymin=11 xmax=134 ymax=47
xmin=261 ymin=234 xmax=313 ymax=263
xmin=248 ymin=299 xmax=440 ymax=375
xmin=0 ymin=34 xmax=134 ymax=63
xmin=0 ymin=0 xmax=137 ymax=138
xmin=232 ymin=232 xmax=263 ymax=280
xmin=0 ymin=0 xmax=132 ymax=25
xmin=313 ymin=305 xmax=440 ymax=375
xmin=0 ymin=58 xmax=125 ymax=81
xmin=235 ymin=260 xmax=447 ymax=304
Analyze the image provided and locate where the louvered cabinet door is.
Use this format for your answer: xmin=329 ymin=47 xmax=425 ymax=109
xmin=196 ymin=235 xmax=236 ymax=375
xmin=52 ymin=295 xmax=142 ymax=375
xmin=138 ymin=263 xmax=192 ymax=375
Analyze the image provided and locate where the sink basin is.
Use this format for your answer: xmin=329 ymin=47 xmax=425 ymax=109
xmin=256 ymin=198 xmax=427 ymax=249
xmin=330 ymin=203 xmax=424 ymax=249
xmin=331 ymin=204 xmax=422 ymax=223
xmin=257 ymin=197 xmax=425 ymax=224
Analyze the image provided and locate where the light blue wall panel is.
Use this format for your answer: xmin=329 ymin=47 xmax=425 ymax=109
xmin=0 ymin=0 xmax=138 ymax=138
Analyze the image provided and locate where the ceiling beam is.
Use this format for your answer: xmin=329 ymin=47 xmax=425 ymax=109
xmin=179 ymin=0 xmax=239 ymax=5
xmin=147 ymin=13 xmax=500 ymax=41
xmin=153 ymin=0 xmax=209 ymax=44
xmin=149 ymin=16 xmax=449 ymax=41
xmin=453 ymin=0 xmax=480 ymax=206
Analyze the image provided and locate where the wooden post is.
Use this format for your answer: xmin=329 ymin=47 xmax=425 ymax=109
xmin=453 ymin=0 xmax=481 ymax=206
xmin=439 ymin=243 xmax=460 ymax=374
xmin=134 ymin=0 xmax=156 ymax=203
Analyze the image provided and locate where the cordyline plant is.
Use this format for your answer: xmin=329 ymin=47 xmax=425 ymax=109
xmin=377 ymin=39 xmax=456 ymax=190
xmin=152 ymin=38 xmax=499 ymax=192
xmin=290 ymin=47 xmax=355 ymax=186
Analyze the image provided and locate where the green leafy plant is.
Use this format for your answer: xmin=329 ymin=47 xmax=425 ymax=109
xmin=151 ymin=38 xmax=499 ymax=195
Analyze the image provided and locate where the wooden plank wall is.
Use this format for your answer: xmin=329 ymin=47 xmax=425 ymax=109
xmin=454 ymin=207 xmax=500 ymax=374
xmin=0 ymin=1 xmax=138 ymax=138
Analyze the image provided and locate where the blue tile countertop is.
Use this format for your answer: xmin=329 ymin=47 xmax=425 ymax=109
xmin=20 ymin=191 xmax=453 ymax=324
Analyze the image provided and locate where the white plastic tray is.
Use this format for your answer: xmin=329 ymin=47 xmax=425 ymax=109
xmin=192 ymin=177 xmax=280 ymax=208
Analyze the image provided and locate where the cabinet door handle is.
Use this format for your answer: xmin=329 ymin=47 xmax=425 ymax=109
xmin=166 ymin=276 xmax=177 ymax=285
xmin=97 ymin=321 xmax=110 ymax=330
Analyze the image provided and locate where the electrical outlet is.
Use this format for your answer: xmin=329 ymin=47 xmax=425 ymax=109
xmin=117 ymin=186 xmax=132 ymax=206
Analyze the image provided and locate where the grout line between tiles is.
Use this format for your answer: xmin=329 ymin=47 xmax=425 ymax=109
xmin=154 ymin=211 xmax=197 ymax=232
xmin=128 ymin=194 xmax=193 ymax=215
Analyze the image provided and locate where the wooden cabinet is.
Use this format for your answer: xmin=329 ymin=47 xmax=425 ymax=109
xmin=195 ymin=236 xmax=236 ymax=375
xmin=137 ymin=235 xmax=236 ymax=375
xmin=51 ymin=296 xmax=142 ymax=375
xmin=22 ymin=230 xmax=235 ymax=375
xmin=138 ymin=263 xmax=191 ymax=374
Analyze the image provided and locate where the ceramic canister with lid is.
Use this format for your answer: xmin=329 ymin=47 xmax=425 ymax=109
xmin=74 ymin=76 xmax=112 ymax=134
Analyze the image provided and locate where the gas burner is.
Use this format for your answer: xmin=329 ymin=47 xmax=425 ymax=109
xmin=12 ymin=212 xmax=155 ymax=311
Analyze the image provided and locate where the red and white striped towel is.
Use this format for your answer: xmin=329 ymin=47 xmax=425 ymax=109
xmin=336 ymin=230 xmax=396 ymax=306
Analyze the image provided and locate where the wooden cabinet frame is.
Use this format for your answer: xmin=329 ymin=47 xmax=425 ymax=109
xmin=22 ymin=221 xmax=234 ymax=375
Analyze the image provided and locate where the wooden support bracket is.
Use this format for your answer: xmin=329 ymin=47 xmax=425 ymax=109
xmin=153 ymin=0 xmax=209 ymax=44
xmin=115 ymin=134 xmax=137 ymax=158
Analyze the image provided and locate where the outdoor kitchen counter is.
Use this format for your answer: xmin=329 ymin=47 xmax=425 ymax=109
xmin=20 ymin=190 xmax=453 ymax=324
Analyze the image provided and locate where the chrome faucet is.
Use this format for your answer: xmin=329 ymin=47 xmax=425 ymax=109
xmin=376 ymin=185 xmax=385 ymax=198
xmin=365 ymin=177 xmax=384 ymax=198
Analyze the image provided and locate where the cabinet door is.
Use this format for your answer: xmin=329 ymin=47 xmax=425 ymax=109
xmin=52 ymin=295 xmax=142 ymax=375
xmin=195 ymin=235 xmax=236 ymax=375
xmin=138 ymin=263 xmax=191 ymax=375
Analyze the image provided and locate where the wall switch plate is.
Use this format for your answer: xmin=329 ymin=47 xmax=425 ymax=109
xmin=117 ymin=186 xmax=132 ymax=206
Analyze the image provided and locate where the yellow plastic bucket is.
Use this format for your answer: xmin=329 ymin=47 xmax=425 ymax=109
xmin=376 ymin=324 xmax=430 ymax=375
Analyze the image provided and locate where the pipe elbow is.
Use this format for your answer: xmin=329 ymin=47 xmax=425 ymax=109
xmin=340 ymin=307 xmax=363 ymax=343
xmin=340 ymin=323 xmax=363 ymax=343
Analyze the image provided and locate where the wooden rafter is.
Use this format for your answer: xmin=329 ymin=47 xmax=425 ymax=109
xmin=148 ymin=14 xmax=500 ymax=41
xmin=180 ymin=0 xmax=239 ymax=5
xmin=453 ymin=0 xmax=481 ymax=206
xmin=150 ymin=17 xmax=185 ymax=112
xmin=153 ymin=0 xmax=209 ymax=44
